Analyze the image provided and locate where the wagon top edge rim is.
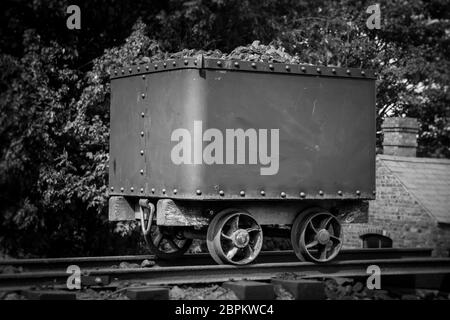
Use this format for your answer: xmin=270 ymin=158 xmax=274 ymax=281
xmin=110 ymin=57 xmax=377 ymax=80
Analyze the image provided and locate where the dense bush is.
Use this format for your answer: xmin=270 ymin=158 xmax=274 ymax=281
xmin=0 ymin=24 xmax=155 ymax=257
xmin=0 ymin=1 xmax=448 ymax=257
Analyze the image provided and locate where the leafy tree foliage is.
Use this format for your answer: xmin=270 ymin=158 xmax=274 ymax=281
xmin=0 ymin=0 xmax=448 ymax=256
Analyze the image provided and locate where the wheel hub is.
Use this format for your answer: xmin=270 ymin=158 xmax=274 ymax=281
xmin=207 ymin=210 xmax=263 ymax=265
xmin=233 ymin=229 xmax=250 ymax=248
xmin=317 ymin=229 xmax=331 ymax=245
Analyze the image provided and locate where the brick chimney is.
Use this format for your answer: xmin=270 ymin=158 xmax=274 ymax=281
xmin=381 ymin=117 xmax=419 ymax=157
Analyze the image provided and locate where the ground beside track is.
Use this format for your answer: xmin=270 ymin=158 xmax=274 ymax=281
xmin=2 ymin=277 xmax=450 ymax=300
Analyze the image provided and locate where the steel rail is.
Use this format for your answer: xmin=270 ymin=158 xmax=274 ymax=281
xmin=0 ymin=248 xmax=433 ymax=271
xmin=0 ymin=256 xmax=448 ymax=290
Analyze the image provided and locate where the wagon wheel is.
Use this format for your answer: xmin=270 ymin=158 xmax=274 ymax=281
xmin=291 ymin=208 xmax=343 ymax=263
xmin=140 ymin=201 xmax=192 ymax=259
xmin=143 ymin=225 xmax=193 ymax=259
xmin=206 ymin=208 xmax=236 ymax=265
xmin=207 ymin=209 xmax=263 ymax=265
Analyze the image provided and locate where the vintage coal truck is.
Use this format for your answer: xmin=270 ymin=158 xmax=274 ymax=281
xmin=108 ymin=56 xmax=376 ymax=265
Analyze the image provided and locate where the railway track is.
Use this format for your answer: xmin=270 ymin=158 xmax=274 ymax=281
xmin=0 ymin=248 xmax=433 ymax=271
xmin=1 ymin=248 xmax=448 ymax=290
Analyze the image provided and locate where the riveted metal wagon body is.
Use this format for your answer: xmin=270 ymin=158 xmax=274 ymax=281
xmin=108 ymin=56 xmax=376 ymax=265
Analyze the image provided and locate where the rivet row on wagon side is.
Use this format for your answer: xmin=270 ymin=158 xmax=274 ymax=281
xmin=109 ymin=188 xmax=367 ymax=197
xmin=138 ymin=85 xmax=146 ymax=195
xmin=110 ymin=57 xmax=376 ymax=80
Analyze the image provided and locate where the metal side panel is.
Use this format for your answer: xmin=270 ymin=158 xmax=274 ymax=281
xmin=109 ymin=68 xmax=375 ymax=201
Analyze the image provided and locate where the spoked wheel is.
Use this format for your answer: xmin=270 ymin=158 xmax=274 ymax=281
xmin=139 ymin=200 xmax=192 ymax=259
xmin=144 ymin=225 xmax=193 ymax=259
xmin=291 ymin=208 xmax=343 ymax=263
xmin=207 ymin=209 xmax=263 ymax=265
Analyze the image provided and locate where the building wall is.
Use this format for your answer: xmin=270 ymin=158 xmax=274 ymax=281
xmin=342 ymin=157 xmax=450 ymax=257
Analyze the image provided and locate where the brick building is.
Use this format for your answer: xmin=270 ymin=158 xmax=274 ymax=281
xmin=343 ymin=117 xmax=450 ymax=256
